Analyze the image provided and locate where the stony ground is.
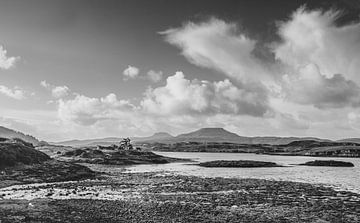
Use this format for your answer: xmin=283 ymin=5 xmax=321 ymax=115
xmin=1 ymin=172 xmax=359 ymax=223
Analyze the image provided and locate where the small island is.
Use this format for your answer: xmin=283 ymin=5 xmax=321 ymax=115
xmin=299 ymin=160 xmax=354 ymax=167
xmin=61 ymin=138 xmax=189 ymax=165
xmin=198 ymin=160 xmax=283 ymax=168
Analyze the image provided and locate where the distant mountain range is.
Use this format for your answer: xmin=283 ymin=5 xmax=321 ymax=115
xmin=54 ymin=127 xmax=338 ymax=147
xmin=0 ymin=126 xmax=39 ymax=146
xmin=336 ymin=138 xmax=360 ymax=144
xmin=0 ymin=124 xmax=357 ymax=147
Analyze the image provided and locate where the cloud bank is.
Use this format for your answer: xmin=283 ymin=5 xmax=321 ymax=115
xmin=141 ymin=71 xmax=269 ymax=116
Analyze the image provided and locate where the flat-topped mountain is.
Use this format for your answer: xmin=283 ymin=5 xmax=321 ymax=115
xmin=0 ymin=126 xmax=39 ymax=146
xmin=175 ymin=128 xmax=248 ymax=143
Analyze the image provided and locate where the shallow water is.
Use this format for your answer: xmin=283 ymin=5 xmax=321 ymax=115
xmin=125 ymin=152 xmax=360 ymax=193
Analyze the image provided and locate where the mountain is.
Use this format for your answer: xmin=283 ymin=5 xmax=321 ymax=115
xmin=0 ymin=126 xmax=39 ymax=146
xmin=175 ymin=128 xmax=248 ymax=143
xmin=173 ymin=128 xmax=329 ymax=145
xmin=54 ymin=128 xmax=331 ymax=146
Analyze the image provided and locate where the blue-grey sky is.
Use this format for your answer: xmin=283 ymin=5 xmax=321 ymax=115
xmin=1 ymin=0 xmax=360 ymax=141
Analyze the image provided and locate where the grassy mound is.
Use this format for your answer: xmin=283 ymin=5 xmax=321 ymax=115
xmin=0 ymin=138 xmax=50 ymax=169
xmin=62 ymin=148 xmax=188 ymax=165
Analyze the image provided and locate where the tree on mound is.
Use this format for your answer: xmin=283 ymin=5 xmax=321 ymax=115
xmin=119 ymin=138 xmax=133 ymax=150
xmin=0 ymin=138 xmax=50 ymax=169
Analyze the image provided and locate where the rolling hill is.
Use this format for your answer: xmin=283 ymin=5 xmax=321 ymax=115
xmin=54 ymin=132 xmax=175 ymax=147
xmin=0 ymin=126 xmax=39 ymax=146
xmin=337 ymin=138 xmax=360 ymax=144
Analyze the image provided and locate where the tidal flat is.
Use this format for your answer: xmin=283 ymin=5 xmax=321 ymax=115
xmin=1 ymin=171 xmax=360 ymax=223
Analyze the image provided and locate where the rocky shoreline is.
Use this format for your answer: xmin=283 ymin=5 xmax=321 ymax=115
xmin=1 ymin=171 xmax=360 ymax=222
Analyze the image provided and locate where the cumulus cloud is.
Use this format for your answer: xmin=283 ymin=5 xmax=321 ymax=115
xmin=161 ymin=18 xmax=268 ymax=81
xmin=58 ymin=93 xmax=136 ymax=125
xmin=282 ymin=64 xmax=360 ymax=108
xmin=147 ymin=70 xmax=163 ymax=82
xmin=40 ymin=80 xmax=70 ymax=98
xmin=0 ymin=85 xmax=25 ymax=100
xmin=123 ymin=65 xmax=140 ymax=80
xmin=274 ymin=7 xmax=360 ymax=83
xmin=52 ymin=86 xmax=70 ymax=98
xmin=0 ymin=46 xmax=19 ymax=70
xmin=270 ymin=7 xmax=360 ymax=109
xmin=40 ymin=80 xmax=50 ymax=88
xmin=141 ymin=71 xmax=269 ymax=116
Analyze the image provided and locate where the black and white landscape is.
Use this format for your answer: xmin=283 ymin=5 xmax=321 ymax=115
xmin=1 ymin=0 xmax=360 ymax=222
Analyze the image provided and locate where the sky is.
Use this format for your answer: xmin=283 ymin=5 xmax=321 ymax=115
xmin=1 ymin=0 xmax=360 ymax=141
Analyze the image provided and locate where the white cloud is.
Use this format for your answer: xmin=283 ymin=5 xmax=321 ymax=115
xmin=58 ymin=93 xmax=135 ymax=125
xmin=123 ymin=65 xmax=140 ymax=80
xmin=270 ymin=7 xmax=360 ymax=109
xmin=40 ymin=80 xmax=70 ymax=98
xmin=161 ymin=18 xmax=269 ymax=82
xmin=281 ymin=64 xmax=360 ymax=108
xmin=40 ymin=80 xmax=50 ymax=88
xmin=274 ymin=7 xmax=360 ymax=84
xmin=147 ymin=70 xmax=163 ymax=82
xmin=0 ymin=85 xmax=25 ymax=100
xmin=52 ymin=86 xmax=70 ymax=98
xmin=141 ymin=71 xmax=269 ymax=116
xmin=0 ymin=45 xmax=19 ymax=70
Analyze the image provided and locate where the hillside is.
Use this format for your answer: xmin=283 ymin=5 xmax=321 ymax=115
xmin=0 ymin=138 xmax=50 ymax=169
xmin=0 ymin=126 xmax=39 ymax=145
